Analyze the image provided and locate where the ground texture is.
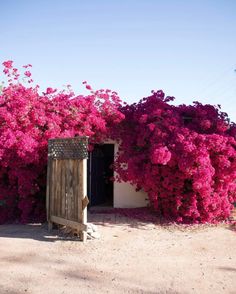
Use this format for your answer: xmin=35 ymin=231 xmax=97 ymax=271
xmin=0 ymin=213 xmax=236 ymax=294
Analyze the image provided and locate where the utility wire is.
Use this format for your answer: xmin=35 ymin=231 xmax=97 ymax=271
xmin=199 ymin=65 xmax=235 ymax=96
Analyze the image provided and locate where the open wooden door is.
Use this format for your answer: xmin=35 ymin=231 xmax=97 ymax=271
xmin=46 ymin=137 xmax=89 ymax=241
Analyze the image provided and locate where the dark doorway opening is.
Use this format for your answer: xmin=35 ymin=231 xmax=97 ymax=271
xmin=87 ymin=144 xmax=114 ymax=207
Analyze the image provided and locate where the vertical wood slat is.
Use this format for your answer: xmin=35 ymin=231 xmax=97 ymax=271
xmin=57 ymin=160 xmax=62 ymax=218
xmin=61 ymin=160 xmax=66 ymax=218
xmin=64 ymin=160 xmax=67 ymax=219
xmin=82 ymin=159 xmax=87 ymax=226
xmin=67 ymin=159 xmax=71 ymax=220
xmin=51 ymin=160 xmax=56 ymax=216
xmin=78 ymin=159 xmax=83 ymax=223
xmin=73 ymin=160 xmax=78 ymax=221
xmin=55 ymin=160 xmax=58 ymax=217
xmin=69 ymin=159 xmax=75 ymax=221
xmin=65 ymin=159 xmax=69 ymax=220
xmin=76 ymin=160 xmax=80 ymax=221
xmin=54 ymin=159 xmax=59 ymax=217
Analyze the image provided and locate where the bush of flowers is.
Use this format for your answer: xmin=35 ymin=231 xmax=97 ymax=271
xmin=0 ymin=61 xmax=124 ymax=223
xmin=113 ymin=91 xmax=236 ymax=223
xmin=1 ymin=60 xmax=235 ymax=224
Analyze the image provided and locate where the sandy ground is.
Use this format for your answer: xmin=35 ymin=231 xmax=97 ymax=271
xmin=0 ymin=213 xmax=236 ymax=294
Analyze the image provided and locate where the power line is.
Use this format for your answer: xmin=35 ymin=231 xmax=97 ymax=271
xmin=199 ymin=65 xmax=235 ymax=96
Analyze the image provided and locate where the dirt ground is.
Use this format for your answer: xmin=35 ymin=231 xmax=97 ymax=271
xmin=0 ymin=213 xmax=236 ymax=294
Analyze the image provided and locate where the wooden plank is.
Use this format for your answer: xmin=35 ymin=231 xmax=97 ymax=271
xmin=78 ymin=160 xmax=83 ymax=223
xmin=54 ymin=160 xmax=58 ymax=216
xmin=54 ymin=159 xmax=59 ymax=216
xmin=51 ymin=160 xmax=55 ymax=216
xmin=59 ymin=160 xmax=63 ymax=217
xmin=57 ymin=160 xmax=62 ymax=217
xmin=67 ymin=159 xmax=71 ymax=220
xmin=70 ymin=159 xmax=75 ymax=221
xmin=65 ymin=159 xmax=69 ymax=219
xmin=73 ymin=159 xmax=79 ymax=222
xmin=82 ymin=158 xmax=87 ymax=224
xmin=61 ymin=159 xmax=66 ymax=218
xmin=81 ymin=158 xmax=88 ymax=242
xmin=51 ymin=215 xmax=87 ymax=231
xmin=66 ymin=159 xmax=73 ymax=220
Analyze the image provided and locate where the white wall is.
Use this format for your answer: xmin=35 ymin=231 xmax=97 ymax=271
xmin=114 ymin=180 xmax=148 ymax=208
xmin=113 ymin=142 xmax=149 ymax=208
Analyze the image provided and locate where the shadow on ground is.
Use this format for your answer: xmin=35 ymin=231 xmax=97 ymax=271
xmin=0 ymin=223 xmax=80 ymax=242
xmin=0 ymin=209 xmax=231 ymax=243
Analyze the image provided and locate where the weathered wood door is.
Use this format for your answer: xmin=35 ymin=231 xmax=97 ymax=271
xmin=46 ymin=137 xmax=89 ymax=241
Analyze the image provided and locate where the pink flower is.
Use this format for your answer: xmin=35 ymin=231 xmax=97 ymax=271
xmin=24 ymin=71 xmax=31 ymax=77
xmin=200 ymin=119 xmax=211 ymax=129
xmin=148 ymin=123 xmax=155 ymax=131
xmin=151 ymin=146 xmax=172 ymax=165
xmin=23 ymin=64 xmax=32 ymax=68
xmin=2 ymin=60 xmax=13 ymax=69
xmin=44 ymin=87 xmax=56 ymax=95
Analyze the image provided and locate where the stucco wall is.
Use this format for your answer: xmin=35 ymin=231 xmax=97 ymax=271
xmin=113 ymin=180 xmax=148 ymax=208
xmin=113 ymin=142 xmax=148 ymax=208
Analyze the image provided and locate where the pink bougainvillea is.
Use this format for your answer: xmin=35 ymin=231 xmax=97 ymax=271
xmin=0 ymin=61 xmax=124 ymax=223
xmin=113 ymin=91 xmax=236 ymax=224
xmin=0 ymin=60 xmax=236 ymax=224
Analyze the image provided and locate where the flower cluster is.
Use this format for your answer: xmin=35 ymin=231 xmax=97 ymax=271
xmin=0 ymin=61 xmax=124 ymax=223
xmin=113 ymin=91 xmax=236 ymax=223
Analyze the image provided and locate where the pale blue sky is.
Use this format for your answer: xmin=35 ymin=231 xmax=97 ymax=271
xmin=1 ymin=0 xmax=236 ymax=120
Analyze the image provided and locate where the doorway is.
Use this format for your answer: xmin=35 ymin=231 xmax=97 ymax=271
xmin=87 ymin=144 xmax=114 ymax=207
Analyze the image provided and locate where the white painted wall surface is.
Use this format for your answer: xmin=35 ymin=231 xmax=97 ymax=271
xmin=113 ymin=142 xmax=148 ymax=208
xmin=113 ymin=180 xmax=148 ymax=208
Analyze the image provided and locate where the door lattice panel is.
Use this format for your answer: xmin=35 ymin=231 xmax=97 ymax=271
xmin=48 ymin=137 xmax=88 ymax=159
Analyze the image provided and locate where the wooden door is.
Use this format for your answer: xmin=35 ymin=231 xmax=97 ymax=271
xmin=46 ymin=137 xmax=89 ymax=240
